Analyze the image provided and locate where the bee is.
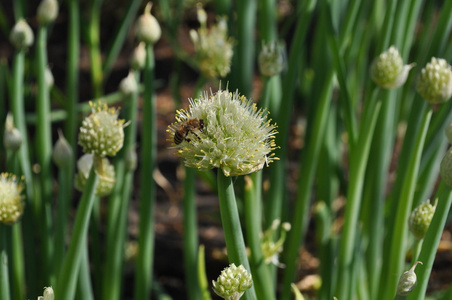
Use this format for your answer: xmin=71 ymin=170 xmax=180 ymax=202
xmin=174 ymin=118 xmax=205 ymax=145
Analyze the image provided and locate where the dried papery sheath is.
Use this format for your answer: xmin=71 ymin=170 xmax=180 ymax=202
xmin=168 ymin=88 xmax=278 ymax=177
xmin=409 ymin=199 xmax=437 ymax=240
xmin=0 ymin=173 xmax=25 ymax=225
xmin=212 ymin=264 xmax=253 ymax=300
xmin=190 ymin=5 xmax=233 ymax=78
xmin=417 ymin=57 xmax=452 ymax=103
xmin=74 ymin=154 xmax=115 ymax=197
xmin=370 ymin=46 xmax=414 ymax=89
xmin=78 ymin=101 xmax=126 ymax=157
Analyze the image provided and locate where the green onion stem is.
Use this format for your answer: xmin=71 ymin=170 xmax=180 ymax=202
xmin=0 ymin=225 xmax=11 ymax=300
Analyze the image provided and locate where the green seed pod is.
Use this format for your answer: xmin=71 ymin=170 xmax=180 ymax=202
xmin=417 ymin=57 xmax=452 ymax=104
xmin=0 ymin=173 xmax=25 ymax=225
xmin=370 ymin=46 xmax=414 ymax=89
xmin=3 ymin=113 xmax=22 ymax=152
xmin=37 ymin=0 xmax=59 ymax=25
xmin=74 ymin=154 xmax=115 ymax=197
xmin=409 ymin=199 xmax=437 ymax=240
xmin=78 ymin=101 xmax=126 ymax=157
xmin=10 ymin=19 xmax=34 ymax=49
xmin=440 ymin=148 xmax=452 ymax=186
xmin=397 ymin=262 xmax=422 ymax=296
xmin=135 ymin=2 xmax=161 ymax=45
xmin=212 ymin=264 xmax=253 ymax=300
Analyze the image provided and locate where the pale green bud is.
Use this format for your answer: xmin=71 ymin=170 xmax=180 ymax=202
xmin=119 ymin=71 xmax=138 ymax=96
xmin=168 ymin=88 xmax=278 ymax=177
xmin=130 ymin=42 xmax=146 ymax=70
xmin=10 ymin=19 xmax=34 ymax=49
xmin=370 ymin=46 xmax=414 ymax=89
xmin=212 ymin=264 xmax=253 ymax=300
xmin=74 ymin=154 xmax=115 ymax=197
xmin=78 ymin=101 xmax=126 ymax=157
xmin=38 ymin=286 xmax=54 ymax=300
xmin=125 ymin=147 xmax=137 ymax=172
xmin=0 ymin=173 xmax=25 ymax=225
xmin=135 ymin=2 xmax=161 ymax=44
xmin=416 ymin=57 xmax=452 ymax=103
xmin=409 ymin=199 xmax=437 ymax=239
xmin=3 ymin=113 xmax=22 ymax=152
xmin=37 ymin=0 xmax=59 ymax=25
xmin=52 ymin=130 xmax=73 ymax=168
xmin=440 ymin=148 xmax=452 ymax=186
xmin=397 ymin=262 xmax=422 ymax=296
xmin=258 ymin=41 xmax=286 ymax=77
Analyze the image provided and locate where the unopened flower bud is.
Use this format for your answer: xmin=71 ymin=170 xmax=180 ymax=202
xmin=409 ymin=199 xmax=437 ymax=239
xmin=258 ymin=41 xmax=286 ymax=77
xmin=3 ymin=113 xmax=22 ymax=152
xmin=38 ymin=286 xmax=54 ymax=300
xmin=0 ymin=173 xmax=25 ymax=225
xmin=119 ymin=71 xmax=138 ymax=96
xmin=397 ymin=262 xmax=422 ymax=296
xmin=135 ymin=2 xmax=161 ymax=44
xmin=125 ymin=148 xmax=137 ymax=172
xmin=370 ymin=46 xmax=414 ymax=89
xmin=75 ymin=154 xmax=115 ymax=197
xmin=78 ymin=101 xmax=126 ymax=157
xmin=37 ymin=0 xmax=59 ymax=25
xmin=130 ymin=42 xmax=146 ymax=70
xmin=52 ymin=130 xmax=73 ymax=168
xmin=417 ymin=57 xmax=452 ymax=103
xmin=45 ymin=66 xmax=54 ymax=88
xmin=440 ymin=148 xmax=452 ymax=186
xmin=212 ymin=264 xmax=253 ymax=300
xmin=10 ymin=19 xmax=34 ymax=49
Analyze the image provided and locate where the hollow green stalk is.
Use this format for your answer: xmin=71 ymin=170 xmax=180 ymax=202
xmin=11 ymin=223 xmax=25 ymax=300
xmin=280 ymin=71 xmax=333 ymax=300
xmin=407 ymin=183 xmax=452 ymax=300
xmin=217 ymin=171 xmax=257 ymax=300
xmin=381 ymin=108 xmax=432 ymax=300
xmin=88 ymin=0 xmax=103 ymax=98
xmin=76 ymin=240 xmax=94 ymax=300
xmin=134 ymin=45 xmax=156 ymax=300
xmin=197 ymin=245 xmax=212 ymax=300
xmin=102 ymin=71 xmax=140 ymax=300
xmin=36 ymin=23 xmax=54 ymax=285
xmin=55 ymin=165 xmax=99 ymax=299
xmin=0 ymin=225 xmax=11 ymax=300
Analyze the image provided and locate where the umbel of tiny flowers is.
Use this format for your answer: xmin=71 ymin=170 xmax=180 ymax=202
xmin=212 ymin=264 xmax=253 ymax=300
xmin=416 ymin=57 xmax=452 ymax=103
xmin=3 ymin=113 xmax=22 ymax=152
xmin=258 ymin=40 xmax=286 ymax=77
xmin=440 ymin=148 xmax=452 ymax=187
xmin=38 ymin=286 xmax=54 ymax=300
xmin=370 ymin=46 xmax=414 ymax=89
xmin=261 ymin=219 xmax=291 ymax=267
xmin=135 ymin=2 xmax=161 ymax=45
xmin=189 ymin=5 xmax=234 ymax=78
xmin=168 ymin=88 xmax=278 ymax=177
xmin=78 ymin=101 xmax=126 ymax=158
xmin=0 ymin=172 xmax=25 ymax=225
xmin=396 ymin=261 xmax=422 ymax=296
xmin=409 ymin=199 xmax=437 ymax=240
xmin=74 ymin=154 xmax=115 ymax=197
xmin=10 ymin=19 xmax=34 ymax=49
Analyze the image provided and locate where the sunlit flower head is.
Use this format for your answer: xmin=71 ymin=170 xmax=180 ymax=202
xmin=416 ymin=57 xmax=452 ymax=103
xmin=212 ymin=264 xmax=253 ymax=300
xmin=190 ymin=5 xmax=233 ymax=78
xmin=0 ymin=173 xmax=25 ymax=225
xmin=370 ymin=46 xmax=414 ymax=89
xmin=168 ymin=88 xmax=278 ymax=177
xmin=78 ymin=101 xmax=126 ymax=157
